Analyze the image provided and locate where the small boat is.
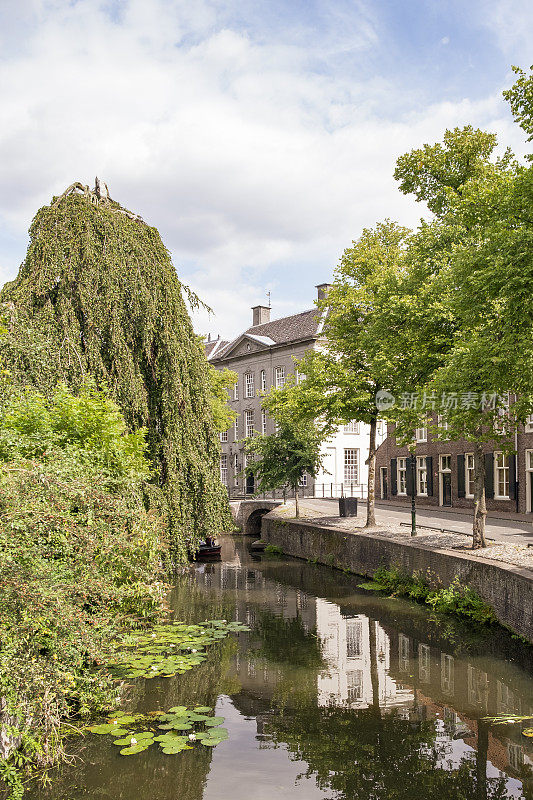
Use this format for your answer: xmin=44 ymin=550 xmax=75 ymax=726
xmin=189 ymin=537 xmax=222 ymax=561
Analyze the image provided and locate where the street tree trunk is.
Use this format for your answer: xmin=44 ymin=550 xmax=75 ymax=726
xmin=294 ymin=485 xmax=300 ymax=518
xmin=473 ymin=441 xmax=487 ymax=549
xmin=366 ymin=415 xmax=377 ymax=527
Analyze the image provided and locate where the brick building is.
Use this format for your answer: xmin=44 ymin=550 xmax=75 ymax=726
xmin=375 ymin=415 xmax=533 ymax=514
xmin=206 ymin=284 xmax=384 ymax=496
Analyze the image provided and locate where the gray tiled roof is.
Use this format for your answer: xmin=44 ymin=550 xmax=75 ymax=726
xmin=203 ymin=338 xmax=230 ymax=359
xmin=206 ymin=307 xmax=324 ymax=361
xmin=245 ymin=308 xmax=322 ymax=344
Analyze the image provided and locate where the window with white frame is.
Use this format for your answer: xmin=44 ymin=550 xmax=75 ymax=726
xmin=234 ymin=416 xmax=239 ymax=440
xmin=526 ymin=414 xmax=533 ymax=433
xmin=296 ymin=369 xmax=306 ymax=384
xmin=233 ymin=453 xmax=239 ymax=485
xmin=275 ymin=366 xmax=285 ymax=389
xmin=377 ymin=419 xmax=386 ymax=437
xmin=245 ymin=372 xmax=255 ymax=398
xmin=344 ymin=448 xmax=359 ymax=483
xmin=220 ymin=430 xmax=228 ymax=442
xmin=233 ymin=381 xmax=239 ymax=401
xmin=244 ymin=410 xmax=254 ymax=438
xmin=346 ymin=670 xmax=364 ymax=702
xmin=465 ymin=453 xmax=475 ymax=497
xmin=343 ymin=420 xmax=360 ymax=434
xmin=494 ymin=452 xmax=509 ymax=498
xmin=220 ymin=454 xmax=228 ymax=485
xmin=437 ymin=415 xmax=450 ymax=439
xmin=299 ymin=473 xmax=308 ymax=487
xmin=416 ymin=456 xmax=427 ymax=495
xmin=261 ymin=410 xmax=267 ymax=435
xmin=346 ymin=619 xmax=363 ymax=657
xmin=415 ymin=427 xmax=427 ymax=442
xmin=260 ymin=370 xmax=266 ymax=393
xmin=440 ymin=454 xmax=451 ymax=472
xmin=397 ymin=457 xmax=407 ymax=495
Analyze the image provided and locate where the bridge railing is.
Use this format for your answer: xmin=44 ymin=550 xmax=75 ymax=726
xmin=227 ymin=483 xmax=367 ymax=501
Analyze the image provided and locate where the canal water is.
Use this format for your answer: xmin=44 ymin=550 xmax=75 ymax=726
xmin=30 ymin=536 xmax=533 ymax=800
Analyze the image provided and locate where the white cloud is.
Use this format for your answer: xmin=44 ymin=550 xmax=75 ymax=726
xmin=0 ymin=0 xmax=529 ymax=339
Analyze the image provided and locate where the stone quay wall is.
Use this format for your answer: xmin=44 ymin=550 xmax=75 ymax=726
xmin=261 ymin=512 xmax=533 ymax=643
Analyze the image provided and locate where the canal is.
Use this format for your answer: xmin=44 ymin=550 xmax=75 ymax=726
xmin=30 ymin=535 xmax=533 ymax=800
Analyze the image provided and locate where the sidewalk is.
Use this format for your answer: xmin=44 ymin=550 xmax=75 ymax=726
xmin=297 ymin=498 xmax=533 ymax=548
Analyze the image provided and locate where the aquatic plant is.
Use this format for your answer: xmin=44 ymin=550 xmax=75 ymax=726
xmin=87 ymin=706 xmax=229 ymax=755
xmin=111 ymin=619 xmax=250 ymax=679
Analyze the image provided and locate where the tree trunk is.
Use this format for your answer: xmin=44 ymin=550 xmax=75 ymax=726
xmin=473 ymin=441 xmax=487 ymax=549
xmin=294 ymin=485 xmax=300 ymax=518
xmin=366 ymin=415 xmax=377 ymax=527
xmin=476 ymin=719 xmax=489 ymax=800
xmin=368 ymin=618 xmax=381 ymax=714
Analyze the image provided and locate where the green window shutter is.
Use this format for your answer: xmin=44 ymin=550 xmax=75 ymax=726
xmin=509 ymin=454 xmax=516 ymax=499
xmin=426 ymin=456 xmax=433 ymax=496
xmin=390 ymin=459 xmax=397 ymax=495
xmin=485 ymin=453 xmax=494 ymax=499
xmin=457 ymin=454 xmax=465 ymax=498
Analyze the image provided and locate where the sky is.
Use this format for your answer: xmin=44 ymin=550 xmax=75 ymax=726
xmin=0 ymin=0 xmax=531 ymax=339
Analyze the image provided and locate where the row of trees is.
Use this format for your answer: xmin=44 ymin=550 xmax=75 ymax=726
xmin=246 ymin=65 xmax=533 ymax=547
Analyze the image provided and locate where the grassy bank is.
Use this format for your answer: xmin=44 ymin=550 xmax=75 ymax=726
xmin=0 ymin=383 xmax=168 ymax=797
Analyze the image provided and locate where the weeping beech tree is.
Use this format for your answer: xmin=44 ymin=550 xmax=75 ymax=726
xmin=1 ymin=180 xmax=232 ymax=559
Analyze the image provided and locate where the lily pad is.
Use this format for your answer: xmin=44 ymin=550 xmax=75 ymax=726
xmin=120 ymin=743 xmax=153 ymax=756
xmin=88 ymin=724 xmax=128 ymax=735
xmin=204 ymin=717 xmax=225 ymax=727
xmin=193 ymin=706 xmax=211 ymax=713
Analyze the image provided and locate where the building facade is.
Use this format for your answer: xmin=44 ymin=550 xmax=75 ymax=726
xmin=206 ymin=284 xmax=384 ymax=497
xmin=375 ymin=415 xmax=533 ymax=514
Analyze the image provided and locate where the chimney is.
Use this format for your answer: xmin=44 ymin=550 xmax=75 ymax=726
xmin=252 ymin=305 xmax=271 ymax=326
xmin=316 ymin=283 xmax=332 ymax=302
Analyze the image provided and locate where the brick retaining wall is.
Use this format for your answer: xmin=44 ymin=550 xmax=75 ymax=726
xmin=262 ymin=513 xmax=533 ymax=642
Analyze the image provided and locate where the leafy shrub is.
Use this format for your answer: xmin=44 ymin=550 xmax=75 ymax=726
xmin=371 ymin=566 xmax=497 ymax=626
xmin=0 ymin=383 xmax=167 ymax=789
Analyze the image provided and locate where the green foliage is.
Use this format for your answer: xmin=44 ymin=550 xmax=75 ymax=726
xmin=0 ymin=380 xmax=150 ymax=479
xmin=1 ymin=191 xmax=232 ymax=557
xmin=393 ymin=125 xmax=501 ymax=215
xmin=368 ymin=566 xmax=498 ymax=626
xmin=0 ymin=382 xmax=168 ymax=790
xmin=244 ymin=418 xmax=323 ymax=512
xmin=503 ymin=64 xmax=533 ymax=153
xmin=264 ymin=544 xmax=283 ymax=556
xmin=206 ymin=364 xmax=238 ymax=433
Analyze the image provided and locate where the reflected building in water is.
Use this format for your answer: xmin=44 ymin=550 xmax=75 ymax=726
xmin=316 ymin=599 xmax=414 ymax=709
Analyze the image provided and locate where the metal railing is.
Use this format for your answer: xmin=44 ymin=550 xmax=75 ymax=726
xmin=226 ymin=482 xmax=366 ymax=501
xmin=313 ymin=483 xmax=367 ymax=499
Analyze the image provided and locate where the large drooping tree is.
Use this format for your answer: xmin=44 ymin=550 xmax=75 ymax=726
xmin=1 ymin=180 xmax=232 ymax=558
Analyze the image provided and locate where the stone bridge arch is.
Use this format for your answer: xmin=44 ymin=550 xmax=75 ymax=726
xmin=229 ymin=499 xmax=283 ymax=536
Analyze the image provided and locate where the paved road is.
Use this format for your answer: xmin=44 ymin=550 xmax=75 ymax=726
xmin=298 ymin=498 xmax=533 ymax=547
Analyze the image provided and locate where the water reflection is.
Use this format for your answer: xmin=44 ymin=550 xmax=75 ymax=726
xmin=27 ymin=536 xmax=533 ymax=800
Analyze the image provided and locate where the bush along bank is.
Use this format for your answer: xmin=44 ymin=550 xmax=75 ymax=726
xmin=0 ymin=382 xmax=169 ymax=798
xmin=359 ymin=566 xmax=500 ymax=627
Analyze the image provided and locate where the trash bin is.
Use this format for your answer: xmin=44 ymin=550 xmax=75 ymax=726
xmin=339 ymin=497 xmax=358 ymax=517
